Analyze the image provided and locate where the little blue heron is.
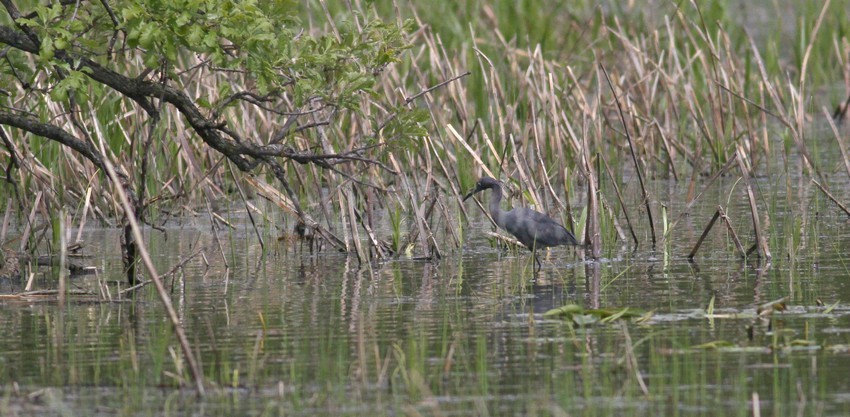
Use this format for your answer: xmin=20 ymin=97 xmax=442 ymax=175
xmin=463 ymin=176 xmax=579 ymax=270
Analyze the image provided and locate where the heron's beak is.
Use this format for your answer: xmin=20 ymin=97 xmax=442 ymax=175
xmin=462 ymin=185 xmax=480 ymax=202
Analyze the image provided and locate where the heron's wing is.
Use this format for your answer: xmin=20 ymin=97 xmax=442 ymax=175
xmin=504 ymin=207 xmax=578 ymax=248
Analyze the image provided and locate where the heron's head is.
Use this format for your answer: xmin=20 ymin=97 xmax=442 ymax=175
xmin=462 ymin=176 xmax=500 ymax=201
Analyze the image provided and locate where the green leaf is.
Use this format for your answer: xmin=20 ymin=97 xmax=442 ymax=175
xmin=39 ymin=37 xmax=55 ymax=62
xmin=544 ymin=304 xmax=585 ymax=317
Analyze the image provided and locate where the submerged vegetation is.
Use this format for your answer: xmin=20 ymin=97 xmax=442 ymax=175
xmin=1 ymin=0 xmax=850 ymax=415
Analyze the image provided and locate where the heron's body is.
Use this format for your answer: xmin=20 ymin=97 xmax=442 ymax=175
xmin=464 ymin=176 xmax=579 ymax=269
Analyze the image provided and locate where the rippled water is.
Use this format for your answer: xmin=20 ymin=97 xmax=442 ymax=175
xmin=2 ymin=167 xmax=850 ymax=416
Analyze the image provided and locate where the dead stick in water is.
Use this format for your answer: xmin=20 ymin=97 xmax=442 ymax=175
xmin=813 ymin=180 xmax=850 ymax=218
xmin=822 ymin=107 xmax=850 ymax=181
xmin=719 ymin=206 xmax=747 ymax=258
xmin=663 ymin=154 xmax=738 ymax=244
xmin=601 ymin=154 xmax=638 ymax=247
xmin=601 ymin=64 xmax=656 ymax=248
xmin=736 ymin=147 xmax=771 ymax=259
xmin=688 ymin=209 xmax=720 ymax=260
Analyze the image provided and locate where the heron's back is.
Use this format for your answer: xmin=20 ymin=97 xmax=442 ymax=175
xmin=500 ymin=207 xmax=578 ymax=249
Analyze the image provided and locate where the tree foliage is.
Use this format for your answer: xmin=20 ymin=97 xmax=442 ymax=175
xmin=0 ymin=0 xmax=415 ymax=214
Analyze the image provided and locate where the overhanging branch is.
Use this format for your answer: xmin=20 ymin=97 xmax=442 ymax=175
xmin=0 ymin=110 xmax=111 ymax=177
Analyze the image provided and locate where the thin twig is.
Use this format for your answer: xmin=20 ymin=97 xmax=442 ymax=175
xmin=601 ymin=63 xmax=656 ymax=248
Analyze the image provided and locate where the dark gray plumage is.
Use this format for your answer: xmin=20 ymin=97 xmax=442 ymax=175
xmin=463 ymin=176 xmax=579 ymax=270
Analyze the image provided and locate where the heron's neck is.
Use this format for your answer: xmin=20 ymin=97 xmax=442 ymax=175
xmin=488 ymin=185 xmax=504 ymax=226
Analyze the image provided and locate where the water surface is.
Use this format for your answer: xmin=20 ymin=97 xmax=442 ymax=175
xmin=2 ymin=169 xmax=850 ymax=417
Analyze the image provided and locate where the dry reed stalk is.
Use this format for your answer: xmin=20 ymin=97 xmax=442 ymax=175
xmin=662 ymin=154 xmax=738 ymax=243
xmin=510 ymin=134 xmax=543 ymax=210
xmin=599 ymin=193 xmax=627 ymax=243
xmin=0 ymin=289 xmax=96 ymax=300
xmin=560 ymin=67 xmax=587 ymax=157
xmin=812 ymin=180 xmax=850 ymax=218
xmin=244 ymin=176 xmax=345 ymax=249
xmin=434 ymin=195 xmax=462 ymax=250
xmin=415 ymin=189 xmax=442 ymax=259
xmin=344 ymin=188 xmax=366 ymax=263
xmin=228 ymin=162 xmax=264 ymax=251
xmin=24 ymin=271 xmax=34 ymax=291
xmin=57 ymin=207 xmax=67 ymax=307
xmin=97 ymin=270 xmax=110 ymax=301
xmin=735 ymin=146 xmax=770 ymax=259
xmin=388 ymin=143 xmax=434 ymax=258
xmin=100 ymin=151 xmax=205 ymax=396
xmin=203 ymin=198 xmax=230 ymax=269
xmin=690 ymin=1 xmax=730 ymax=145
xmin=561 ymin=169 xmax=576 ymax=236
xmin=719 ymin=206 xmax=747 ymax=258
xmin=336 ymin=184 xmax=352 ymax=253
xmin=582 ymin=136 xmax=601 ymax=258
xmin=529 ymin=100 xmax=563 ymax=210
xmin=620 ymin=322 xmax=649 ymax=396
xmin=355 ymin=204 xmax=389 ymax=259
xmin=822 ymin=107 xmax=850 ymax=180
xmin=601 ymin=154 xmax=638 ymax=247
xmin=651 ymin=121 xmax=679 ymax=181
xmin=546 ymin=72 xmax=567 ymax=195
xmin=74 ymin=186 xmax=93 ymax=244
xmin=447 ymin=124 xmax=496 ymax=178
xmin=414 ymin=133 xmax=460 ymax=250
xmin=689 ymin=206 xmax=747 ymax=259
xmin=747 ymin=34 xmax=818 ymax=177
xmin=796 ymin=0 xmax=832 ymax=154
xmin=484 ymin=230 xmax=521 ymax=249
xmin=482 ymin=129 xmax=505 ymax=176
xmin=1 ymin=198 xmax=10 ymax=242
xmin=601 ymin=64 xmax=656 ymax=248
xmin=423 ymin=128 xmax=466 ymax=214
xmin=834 ymin=93 xmax=850 ymax=122
xmin=19 ymin=192 xmax=41 ymax=253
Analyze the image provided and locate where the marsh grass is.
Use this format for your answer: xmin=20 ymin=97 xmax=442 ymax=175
xmin=2 ymin=1 xmax=847 ymax=267
xmin=2 ymin=0 xmax=850 ymax=415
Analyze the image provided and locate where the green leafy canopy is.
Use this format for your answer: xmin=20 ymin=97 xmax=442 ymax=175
xmin=6 ymin=0 xmax=412 ymax=111
xmin=121 ymin=0 xmax=412 ymax=104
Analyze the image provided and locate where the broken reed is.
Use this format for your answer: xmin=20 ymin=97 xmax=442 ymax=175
xmin=2 ymin=1 xmax=849 ymax=263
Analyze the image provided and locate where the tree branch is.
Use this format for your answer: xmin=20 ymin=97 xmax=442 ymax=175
xmin=0 ymin=110 xmax=112 ymax=178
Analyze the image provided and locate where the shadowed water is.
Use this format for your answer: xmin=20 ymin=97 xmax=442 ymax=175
xmin=2 ymin=168 xmax=850 ymax=416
